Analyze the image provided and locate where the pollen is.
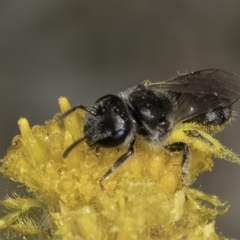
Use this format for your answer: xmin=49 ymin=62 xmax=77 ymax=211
xmin=0 ymin=97 xmax=238 ymax=239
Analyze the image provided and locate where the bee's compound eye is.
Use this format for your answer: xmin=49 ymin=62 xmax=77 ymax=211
xmin=98 ymin=129 xmax=128 ymax=147
xmin=113 ymin=129 xmax=125 ymax=140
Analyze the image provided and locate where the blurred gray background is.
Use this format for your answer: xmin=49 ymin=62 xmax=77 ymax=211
xmin=0 ymin=1 xmax=240 ymax=238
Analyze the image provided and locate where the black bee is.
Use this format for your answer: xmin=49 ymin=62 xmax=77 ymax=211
xmin=59 ymin=69 xmax=240 ymax=186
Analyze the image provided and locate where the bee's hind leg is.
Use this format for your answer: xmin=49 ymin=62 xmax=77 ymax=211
xmin=165 ymin=142 xmax=190 ymax=186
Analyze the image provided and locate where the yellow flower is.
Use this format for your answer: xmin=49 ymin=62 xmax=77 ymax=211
xmin=0 ymin=96 xmax=239 ymax=240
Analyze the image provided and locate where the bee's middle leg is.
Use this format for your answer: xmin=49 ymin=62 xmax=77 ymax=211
xmin=165 ymin=142 xmax=190 ymax=186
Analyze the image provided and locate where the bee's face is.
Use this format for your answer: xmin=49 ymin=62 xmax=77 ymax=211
xmin=84 ymin=94 xmax=132 ymax=148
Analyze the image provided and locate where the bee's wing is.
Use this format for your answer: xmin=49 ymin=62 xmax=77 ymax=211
xmin=169 ymin=93 xmax=226 ymax=122
xmin=149 ymin=69 xmax=240 ymax=99
xmin=148 ymin=69 xmax=240 ymax=122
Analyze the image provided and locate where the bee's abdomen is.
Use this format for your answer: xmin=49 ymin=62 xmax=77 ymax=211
xmin=187 ymin=107 xmax=232 ymax=126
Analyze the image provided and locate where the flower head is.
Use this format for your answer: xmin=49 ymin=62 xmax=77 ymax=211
xmin=0 ymin=97 xmax=239 ymax=239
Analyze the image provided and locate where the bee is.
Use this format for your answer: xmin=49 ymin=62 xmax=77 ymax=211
xmin=58 ymin=69 xmax=240 ymax=186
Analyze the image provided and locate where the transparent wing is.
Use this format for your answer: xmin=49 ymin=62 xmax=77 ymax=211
xmin=147 ymin=69 xmax=240 ymax=122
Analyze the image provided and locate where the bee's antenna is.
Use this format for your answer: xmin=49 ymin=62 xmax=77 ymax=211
xmin=63 ymin=137 xmax=85 ymax=158
xmin=57 ymin=104 xmax=96 ymax=121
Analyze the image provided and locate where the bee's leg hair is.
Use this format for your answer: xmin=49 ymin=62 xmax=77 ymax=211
xmin=184 ymin=130 xmax=213 ymax=146
xmin=100 ymin=139 xmax=136 ymax=189
xmin=165 ymin=142 xmax=190 ymax=186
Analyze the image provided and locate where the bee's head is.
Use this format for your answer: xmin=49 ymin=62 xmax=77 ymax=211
xmin=84 ymin=95 xmax=132 ymax=148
